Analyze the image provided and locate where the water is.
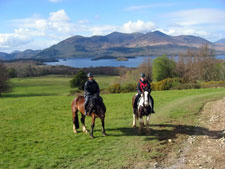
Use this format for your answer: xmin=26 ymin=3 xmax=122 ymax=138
xmin=44 ymin=55 xmax=225 ymax=68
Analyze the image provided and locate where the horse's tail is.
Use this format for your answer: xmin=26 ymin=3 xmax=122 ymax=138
xmin=72 ymin=98 xmax=79 ymax=129
xmin=75 ymin=113 xmax=79 ymax=129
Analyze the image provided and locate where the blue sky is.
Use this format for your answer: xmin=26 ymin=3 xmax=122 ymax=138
xmin=0 ymin=0 xmax=225 ymax=53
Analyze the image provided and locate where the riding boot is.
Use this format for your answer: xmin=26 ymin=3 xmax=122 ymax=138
xmin=84 ymin=102 xmax=89 ymax=116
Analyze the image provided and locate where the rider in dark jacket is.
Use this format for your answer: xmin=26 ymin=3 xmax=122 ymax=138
xmin=84 ymin=72 xmax=100 ymax=115
xmin=134 ymin=73 xmax=155 ymax=113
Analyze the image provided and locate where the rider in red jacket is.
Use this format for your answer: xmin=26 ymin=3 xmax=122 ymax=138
xmin=134 ymin=73 xmax=155 ymax=113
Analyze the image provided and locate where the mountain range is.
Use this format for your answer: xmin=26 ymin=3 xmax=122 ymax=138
xmin=1 ymin=31 xmax=225 ymax=60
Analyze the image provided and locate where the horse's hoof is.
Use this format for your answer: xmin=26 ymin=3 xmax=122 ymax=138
xmin=132 ymin=125 xmax=136 ymax=128
xmin=90 ymin=134 xmax=94 ymax=139
xmin=83 ymin=130 xmax=88 ymax=133
xmin=102 ymin=132 xmax=107 ymax=136
xmin=73 ymin=130 xmax=77 ymax=134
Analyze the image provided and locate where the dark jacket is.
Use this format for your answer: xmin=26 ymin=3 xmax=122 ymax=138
xmin=137 ymin=79 xmax=151 ymax=94
xmin=84 ymin=80 xmax=100 ymax=97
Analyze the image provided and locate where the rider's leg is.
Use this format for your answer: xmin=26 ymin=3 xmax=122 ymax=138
xmin=84 ymin=95 xmax=89 ymax=115
xmin=149 ymin=95 xmax=155 ymax=113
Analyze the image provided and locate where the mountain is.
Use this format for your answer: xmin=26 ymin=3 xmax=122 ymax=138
xmin=35 ymin=31 xmax=217 ymax=59
xmin=11 ymin=49 xmax=41 ymax=59
xmin=1 ymin=49 xmax=41 ymax=60
xmin=1 ymin=31 xmax=225 ymax=60
xmin=0 ymin=52 xmax=13 ymax=60
xmin=215 ymin=38 xmax=225 ymax=44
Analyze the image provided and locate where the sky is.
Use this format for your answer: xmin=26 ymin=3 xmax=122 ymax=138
xmin=0 ymin=0 xmax=225 ymax=53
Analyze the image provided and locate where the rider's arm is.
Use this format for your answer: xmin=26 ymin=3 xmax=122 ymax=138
xmin=84 ymin=81 xmax=90 ymax=96
xmin=137 ymin=81 xmax=142 ymax=94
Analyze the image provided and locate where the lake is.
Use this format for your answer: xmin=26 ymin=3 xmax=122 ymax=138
xmin=44 ymin=55 xmax=225 ymax=68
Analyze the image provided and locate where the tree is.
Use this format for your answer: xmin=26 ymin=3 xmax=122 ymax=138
xmin=70 ymin=70 xmax=87 ymax=90
xmin=152 ymin=55 xmax=176 ymax=81
xmin=138 ymin=57 xmax=152 ymax=81
xmin=8 ymin=68 xmax=17 ymax=78
xmin=0 ymin=63 xmax=11 ymax=96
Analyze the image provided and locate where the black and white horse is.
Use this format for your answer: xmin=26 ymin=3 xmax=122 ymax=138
xmin=132 ymin=89 xmax=152 ymax=134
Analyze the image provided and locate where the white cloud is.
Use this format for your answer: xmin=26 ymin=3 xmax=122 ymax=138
xmin=89 ymin=25 xmax=117 ymax=36
xmin=87 ymin=20 xmax=156 ymax=36
xmin=0 ymin=33 xmax=32 ymax=49
xmin=125 ymin=3 xmax=174 ymax=11
xmin=0 ymin=9 xmax=77 ymax=52
xmin=120 ymin=20 xmax=156 ymax=33
xmin=49 ymin=9 xmax=69 ymax=21
xmin=48 ymin=0 xmax=62 ymax=3
xmin=168 ymin=8 xmax=225 ymax=26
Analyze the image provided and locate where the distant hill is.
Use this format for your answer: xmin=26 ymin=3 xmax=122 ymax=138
xmin=215 ymin=38 xmax=225 ymax=44
xmin=0 ymin=52 xmax=13 ymax=60
xmin=11 ymin=49 xmax=41 ymax=59
xmin=35 ymin=31 xmax=215 ymax=59
xmin=1 ymin=31 xmax=225 ymax=60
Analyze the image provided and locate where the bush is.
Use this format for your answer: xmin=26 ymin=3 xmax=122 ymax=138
xmin=107 ymin=83 xmax=121 ymax=93
xmin=200 ymin=81 xmax=225 ymax=88
xmin=151 ymin=78 xmax=183 ymax=91
xmin=70 ymin=70 xmax=87 ymax=90
xmin=121 ymin=83 xmax=136 ymax=93
xmin=108 ymin=83 xmax=137 ymax=93
xmin=171 ymin=83 xmax=201 ymax=90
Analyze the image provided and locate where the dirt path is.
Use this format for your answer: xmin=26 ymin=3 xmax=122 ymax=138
xmin=160 ymin=97 xmax=225 ymax=169
xmin=130 ymin=97 xmax=225 ymax=169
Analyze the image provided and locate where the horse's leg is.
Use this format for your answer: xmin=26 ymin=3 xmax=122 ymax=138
xmin=146 ymin=115 xmax=150 ymax=134
xmin=81 ymin=114 xmax=88 ymax=133
xmin=138 ymin=117 xmax=144 ymax=134
xmin=101 ymin=116 xmax=107 ymax=136
xmin=90 ymin=115 xmax=96 ymax=138
xmin=132 ymin=113 xmax=137 ymax=128
xmin=72 ymin=108 xmax=79 ymax=134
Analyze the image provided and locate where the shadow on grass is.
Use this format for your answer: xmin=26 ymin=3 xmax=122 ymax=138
xmin=2 ymin=93 xmax=57 ymax=98
xmin=105 ymin=124 xmax=224 ymax=141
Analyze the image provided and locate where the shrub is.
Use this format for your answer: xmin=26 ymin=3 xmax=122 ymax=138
xmin=171 ymin=83 xmax=201 ymax=90
xmin=151 ymin=78 xmax=183 ymax=91
xmin=70 ymin=70 xmax=87 ymax=90
xmin=200 ymin=81 xmax=225 ymax=88
xmin=107 ymin=83 xmax=121 ymax=93
xmin=121 ymin=83 xmax=136 ymax=93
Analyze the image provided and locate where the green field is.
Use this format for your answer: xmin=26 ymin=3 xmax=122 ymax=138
xmin=1 ymin=75 xmax=225 ymax=169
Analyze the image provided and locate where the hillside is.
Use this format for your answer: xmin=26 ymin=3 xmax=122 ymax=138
xmin=215 ymin=38 xmax=225 ymax=44
xmin=1 ymin=31 xmax=225 ymax=60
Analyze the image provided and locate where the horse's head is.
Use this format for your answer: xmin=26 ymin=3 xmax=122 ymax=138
xmin=142 ymin=87 xmax=150 ymax=107
xmin=88 ymin=95 xmax=106 ymax=115
xmin=143 ymin=91 xmax=149 ymax=106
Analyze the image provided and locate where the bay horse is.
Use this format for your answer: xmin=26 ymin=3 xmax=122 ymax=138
xmin=132 ymin=88 xmax=152 ymax=134
xmin=71 ymin=95 xmax=106 ymax=138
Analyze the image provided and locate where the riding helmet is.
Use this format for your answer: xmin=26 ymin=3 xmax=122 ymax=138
xmin=87 ymin=72 xmax=93 ymax=77
xmin=140 ymin=73 xmax=145 ymax=78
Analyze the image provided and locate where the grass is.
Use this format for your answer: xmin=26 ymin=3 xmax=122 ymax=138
xmin=1 ymin=75 xmax=225 ymax=169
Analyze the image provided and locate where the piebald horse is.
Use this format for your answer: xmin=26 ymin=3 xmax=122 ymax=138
xmin=71 ymin=95 xmax=106 ymax=138
xmin=132 ymin=89 xmax=152 ymax=134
